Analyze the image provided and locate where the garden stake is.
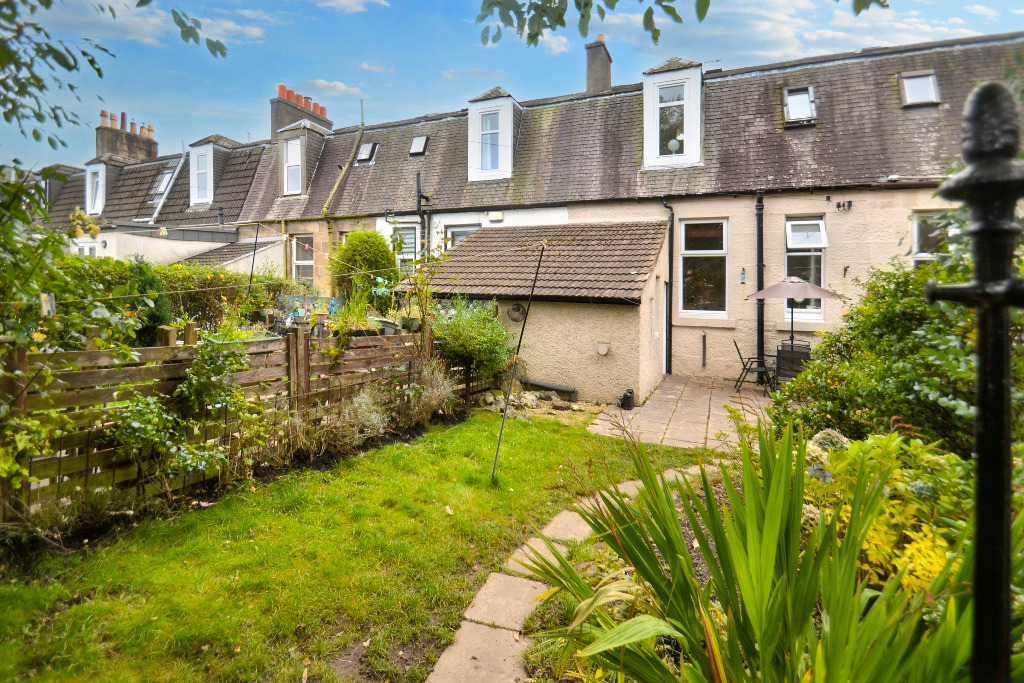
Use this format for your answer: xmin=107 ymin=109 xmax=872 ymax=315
xmin=926 ymin=82 xmax=1024 ymax=683
xmin=492 ymin=242 xmax=545 ymax=484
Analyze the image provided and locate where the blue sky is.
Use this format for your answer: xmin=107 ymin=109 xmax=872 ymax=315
xmin=5 ymin=0 xmax=1024 ymax=169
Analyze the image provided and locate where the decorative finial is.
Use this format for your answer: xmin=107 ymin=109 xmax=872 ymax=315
xmin=961 ymin=82 xmax=1020 ymax=164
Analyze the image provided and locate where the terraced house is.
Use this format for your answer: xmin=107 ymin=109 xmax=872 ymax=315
xmin=45 ymin=31 xmax=1024 ymax=402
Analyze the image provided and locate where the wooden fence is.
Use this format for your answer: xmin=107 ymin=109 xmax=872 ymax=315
xmin=1 ymin=328 xmax=424 ymax=521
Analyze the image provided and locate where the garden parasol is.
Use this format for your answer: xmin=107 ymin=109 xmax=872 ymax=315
xmin=746 ymin=276 xmax=846 ymax=343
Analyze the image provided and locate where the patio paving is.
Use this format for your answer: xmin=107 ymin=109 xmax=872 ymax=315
xmin=587 ymin=375 xmax=770 ymax=450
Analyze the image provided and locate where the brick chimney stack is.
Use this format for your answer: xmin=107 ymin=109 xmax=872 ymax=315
xmin=95 ymin=110 xmax=158 ymax=161
xmin=585 ymin=34 xmax=612 ymax=94
xmin=270 ymin=84 xmax=334 ymax=141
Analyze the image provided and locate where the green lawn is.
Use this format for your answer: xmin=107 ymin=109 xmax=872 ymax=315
xmin=1 ymin=412 xmax=695 ymax=682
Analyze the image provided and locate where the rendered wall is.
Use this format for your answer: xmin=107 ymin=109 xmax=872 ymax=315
xmin=70 ymin=233 xmax=224 ymax=264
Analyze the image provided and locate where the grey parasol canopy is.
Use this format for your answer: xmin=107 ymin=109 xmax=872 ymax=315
xmin=746 ymin=276 xmax=846 ymax=343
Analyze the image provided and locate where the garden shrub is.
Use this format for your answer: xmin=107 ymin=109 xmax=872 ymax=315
xmin=396 ymin=357 xmax=457 ymax=428
xmin=433 ymin=297 xmax=513 ymax=379
xmin=329 ymin=231 xmax=399 ymax=314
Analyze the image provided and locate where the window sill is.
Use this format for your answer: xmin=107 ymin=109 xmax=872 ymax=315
xmin=674 ymin=316 xmax=736 ymax=329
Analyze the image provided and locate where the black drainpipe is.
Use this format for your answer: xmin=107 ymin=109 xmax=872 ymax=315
xmin=661 ymin=198 xmax=674 ymax=375
xmin=755 ymin=190 xmax=765 ymax=367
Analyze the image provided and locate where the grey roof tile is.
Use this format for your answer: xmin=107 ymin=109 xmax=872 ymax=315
xmin=176 ymin=239 xmax=281 ymax=266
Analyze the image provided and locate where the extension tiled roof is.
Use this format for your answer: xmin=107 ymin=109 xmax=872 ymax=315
xmin=176 ymin=238 xmax=282 ymax=266
xmin=430 ymin=222 xmax=666 ymax=303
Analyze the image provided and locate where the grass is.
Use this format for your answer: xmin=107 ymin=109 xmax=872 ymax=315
xmin=1 ymin=411 xmax=695 ymax=682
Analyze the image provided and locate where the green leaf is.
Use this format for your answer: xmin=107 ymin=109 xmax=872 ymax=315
xmin=481 ymin=25 xmax=491 ymax=44
xmin=90 ymin=307 xmax=111 ymax=319
xmin=580 ymin=615 xmax=682 ymax=656
xmin=493 ymin=26 xmax=502 ymax=42
xmin=136 ymin=0 xmax=152 ymax=6
xmin=206 ymin=38 xmax=227 ymax=58
xmin=695 ymin=0 xmax=709 ymax=21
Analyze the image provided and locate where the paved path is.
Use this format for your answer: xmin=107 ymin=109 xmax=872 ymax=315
xmin=588 ymin=375 xmax=770 ymax=450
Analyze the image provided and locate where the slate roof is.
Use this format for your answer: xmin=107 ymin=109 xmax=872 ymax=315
xmin=430 ymin=222 xmax=667 ymax=303
xmin=470 ymin=86 xmax=512 ymax=102
xmin=176 ymin=239 xmax=282 ymax=266
xmin=645 ymin=58 xmax=701 ymax=74
xmin=157 ymin=144 xmax=267 ymax=225
xmin=100 ymin=158 xmax=179 ymax=223
xmin=47 ymin=173 xmax=85 ymax=226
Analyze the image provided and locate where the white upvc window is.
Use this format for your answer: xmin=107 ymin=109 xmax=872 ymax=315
xmin=284 ymin=138 xmax=302 ymax=194
xmin=912 ymin=212 xmax=943 ymax=266
xmin=195 ymin=153 xmax=209 ymax=201
xmin=292 ymin=234 xmax=314 ymax=283
xmin=76 ymin=242 xmax=99 ymax=257
xmin=680 ymin=220 xmax=728 ymax=315
xmin=900 ymin=71 xmax=940 ymax=106
xmin=784 ymin=86 xmax=816 ymax=123
xmin=480 ymin=113 xmax=500 ymax=171
xmin=445 ymin=224 xmax=479 ymax=248
xmin=394 ymin=223 xmax=419 ymax=271
xmin=85 ymin=166 xmax=105 ymax=215
xmin=467 ymin=95 xmax=515 ymax=181
xmin=642 ymin=64 xmax=702 ymax=169
xmin=785 ymin=218 xmax=827 ymax=320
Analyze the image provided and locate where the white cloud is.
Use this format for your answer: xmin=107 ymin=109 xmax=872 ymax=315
xmin=360 ymin=61 xmax=395 ymax=73
xmin=219 ymin=9 xmax=280 ymax=24
xmin=197 ymin=17 xmax=265 ymax=41
xmin=538 ymin=31 xmax=571 ymax=55
xmin=313 ymin=0 xmax=389 ymax=13
xmin=42 ymin=0 xmax=169 ymax=47
xmin=948 ymin=17 xmax=966 ymax=24
xmin=440 ymin=68 xmax=507 ymax=80
xmin=1012 ymin=8 xmax=1024 ymax=14
xmin=964 ymin=4 xmax=999 ymax=17
xmin=307 ymin=79 xmax=367 ymax=97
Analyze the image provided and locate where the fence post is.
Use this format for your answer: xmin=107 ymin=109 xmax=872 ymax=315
xmin=926 ymin=82 xmax=1024 ymax=683
xmin=183 ymin=321 xmax=198 ymax=346
xmin=83 ymin=324 xmax=100 ymax=349
xmin=1 ymin=340 xmax=28 ymax=522
xmin=297 ymin=326 xmax=310 ymax=412
xmin=156 ymin=325 xmax=177 ymax=347
xmin=286 ymin=328 xmax=298 ymax=412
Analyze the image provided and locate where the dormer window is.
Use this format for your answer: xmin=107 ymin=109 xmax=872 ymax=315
xmin=85 ymin=166 xmax=105 ymax=215
xmin=642 ymin=60 xmax=702 ymax=169
xmin=467 ymin=90 xmax=517 ymax=182
xmin=784 ymin=87 xmax=816 ymax=124
xmin=195 ymin=153 xmax=209 ymax=201
xmin=900 ymin=71 xmax=939 ymax=106
xmin=356 ymin=142 xmax=377 ymax=163
xmin=284 ymin=138 xmax=302 ymax=194
xmin=409 ymin=135 xmax=428 ymax=156
xmin=188 ymin=143 xmax=215 ymax=206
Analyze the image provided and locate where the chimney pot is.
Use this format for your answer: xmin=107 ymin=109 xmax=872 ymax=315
xmin=303 ymin=96 xmax=312 ymax=109
xmin=120 ymin=112 xmax=127 ymax=130
xmin=585 ymin=38 xmax=612 ymax=94
xmin=130 ymin=121 xmax=137 ymax=135
xmin=148 ymin=124 xmax=154 ymax=138
xmin=109 ymin=112 xmax=117 ymax=129
xmin=597 ymin=33 xmax=605 ymax=42
xmin=320 ymin=105 xmax=327 ymax=118
xmin=100 ymin=110 xmax=108 ymax=127
xmin=286 ymin=89 xmax=295 ymax=102
xmin=278 ymin=84 xmax=287 ymax=98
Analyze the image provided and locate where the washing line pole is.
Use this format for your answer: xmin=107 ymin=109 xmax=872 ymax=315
xmin=246 ymin=222 xmax=260 ymax=297
xmin=492 ymin=242 xmax=546 ymax=484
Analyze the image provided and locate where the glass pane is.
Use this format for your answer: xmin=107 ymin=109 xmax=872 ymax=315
xmin=398 ymin=227 xmax=416 ymax=257
xmin=915 ymin=215 xmax=942 ymax=254
xmin=903 ymin=75 xmax=935 ymax=103
xmin=410 ymin=135 xmax=427 ymax=154
xmin=681 ymin=255 xmax=726 ymax=312
xmin=195 ymin=153 xmax=207 ymax=172
xmin=357 ymin=143 xmax=374 ymax=160
xmin=481 ymin=113 xmax=499 ymax=132
xmin=481 ymin=132 xmax=499 ymax=170
xmin=450 ymin=228 xmax=476 ymax=245
xmin=684 ymin=223 xmax=723 ymax=251
xmin=156 ymin=171 xmax=171 ymax=194
xmin=286 ymin=165 xmax=301 ymax=193
xmin=294 ymin=264 xmax=314 ymax=281
xmin=659 ymin=84 xmax=685 ymax=103
xmin=287 ymin=139 xmax=300 ymax=164
xmin=786 ymin=89 xmax=813 ymax=120
xmin=196 ymin=172 xmax=208 ymax=200
xmin=659 ymin=104 xmax=685 ymax=156
xmin=787 ymin=252 xmax=822 ymax=310
xmin=295 ymin=235 xmax=314 ymax=263
xmin=788 ymin=222 xmax=824 ymax=248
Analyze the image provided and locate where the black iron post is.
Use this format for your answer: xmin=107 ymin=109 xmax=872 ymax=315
xmin=926 ymin=82 xmax=1024 ymax=683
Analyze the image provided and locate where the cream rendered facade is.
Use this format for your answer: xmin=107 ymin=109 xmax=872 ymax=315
xmin=68 ymin=231 xmax=229 ymax=264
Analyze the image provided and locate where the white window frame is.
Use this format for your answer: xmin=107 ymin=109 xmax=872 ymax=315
xmin=480 ymin=112 xmax=500 ymax=172
xmin=409 ymin=135 xmax=428 ymax=156
xmin=356 ymin=142 xmax=377 ymax=163
xmin=467 ymin=96 xmax=514 ymax=182
xmin=394 ymin=223 xmax=420 ymax=271
xmin=679 ymin=219 xmax=728 ymax=317
xmin=284 ymin=138 xmax=302 ymax=195
xmin=785 ymin=218 xmax=827 ymax=321
xmin=151 ymin=170 xmax=172 ymax=204
xmin=292 ymin=234 xmax=314 ymax=283
xmin=911 ymin=211 xmax=943 ymax=266
xmin=85 ymin=166 xmax=105 ymax=215
xmin=445 ymin=224 xmax=479 ymax=249
xmin=189 ymin=144 xmax=214 ymax=206
xmin=783 ymin=86 xmax=816 ymax=124
xmin=900 ymin=71 xmax=940 ymax=107
xmin=76 ymin=242 xmax=99 ymax=257
xmin=643 ymin=64 xmax=702 ymax=170
xmin=195 ymin=153 xmax=209 ymax=201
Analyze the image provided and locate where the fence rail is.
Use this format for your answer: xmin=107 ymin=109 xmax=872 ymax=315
xmin=1 ymin=330 xmax=425 ymax=521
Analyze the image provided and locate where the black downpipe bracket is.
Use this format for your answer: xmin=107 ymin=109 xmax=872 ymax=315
xmin=661 ymin=199 xmax=674 ymax=375
xmin=492 ymin=243 xmax=546 ymax=483
xmin=755 ymin=190 xmax=765 ymax=372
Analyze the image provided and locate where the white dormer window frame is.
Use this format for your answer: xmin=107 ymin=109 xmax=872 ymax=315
xmin=284 ymin=137 xmax=302 ymax=195
xmin=468 ymin=97 xmax=514 ymax=182
xmin=643 ymin=65 xmax=703 ymax=170
xmin=85 ymin=165 xmax=105 ymax=215
xmin=189 ymin=143 xmax=214 ymax=206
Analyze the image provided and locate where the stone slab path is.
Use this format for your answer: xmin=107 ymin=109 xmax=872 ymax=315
xmin=424 ymin=466 xmax=702 ymax=683
xmin=588 ymin=375 xmax=770 ymax=450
